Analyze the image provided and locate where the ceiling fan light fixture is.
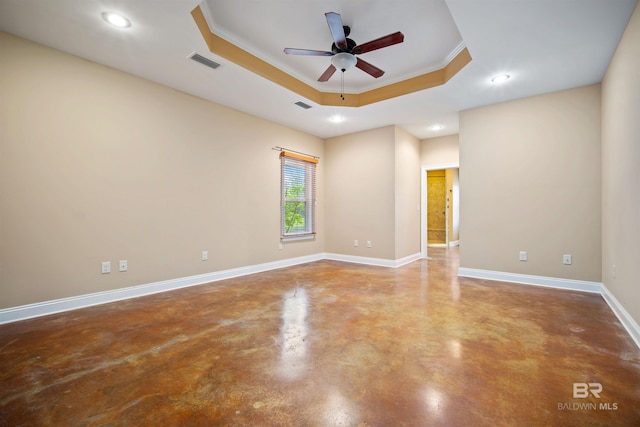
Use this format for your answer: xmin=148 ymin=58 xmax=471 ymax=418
xmin=331 ymin=52 xmax=357 ymax=72
xmin=102 ymin=12 xmax=131 ymax=28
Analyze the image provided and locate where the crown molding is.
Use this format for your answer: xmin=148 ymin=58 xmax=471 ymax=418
xmin=191 ymin=5 xmax=472 ymax=108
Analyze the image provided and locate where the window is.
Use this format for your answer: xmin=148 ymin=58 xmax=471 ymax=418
xmin=281 ymin=152 xmax=317 ymax=240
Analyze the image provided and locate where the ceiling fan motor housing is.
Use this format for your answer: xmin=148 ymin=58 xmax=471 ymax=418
xmin=332 ymin=37 xmax=357 ymax=54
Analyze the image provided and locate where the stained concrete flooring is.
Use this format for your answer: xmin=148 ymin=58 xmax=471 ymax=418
xmin=1 ymin=248 xmax=639 ymax=426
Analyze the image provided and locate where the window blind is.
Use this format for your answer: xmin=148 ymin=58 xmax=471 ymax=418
xmin=281 ymin=152 xmax=317 ymax=239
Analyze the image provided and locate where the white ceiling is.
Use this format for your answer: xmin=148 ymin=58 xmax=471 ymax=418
xmin=0 ymin=0 xmax=637 ymax=139
xmin=200 ymin=0 xmax=465 ymax=93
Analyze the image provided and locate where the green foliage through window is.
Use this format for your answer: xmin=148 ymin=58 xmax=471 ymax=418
xmin=284 ymin=184 xmax=306 ymax=233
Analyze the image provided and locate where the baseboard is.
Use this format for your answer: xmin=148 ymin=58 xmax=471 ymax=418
xmin=9 ymin=256 xmax=632 ymax=349
xmin=0 ymin=252 xmax=425 ymax=325
xmin=457 ymin=267 xmax=602 ymax=293
xmin=426 ymin=240 xmax=459 ymax=248
xmin=427 ymin=243 xmax=448 ymax=248
xmin=0 ymin=253 xmax=324 ymax=325
xmin=458 ymin=267 xmax=640 ymax=350
xmin=600 ymin=284 xmax=640 ymax=350
xmin=324 ymin=252 xmax=422 ymax=268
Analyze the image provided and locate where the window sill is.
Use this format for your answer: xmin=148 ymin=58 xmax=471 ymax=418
xmin=281 ymin=234 xmax=316 ymax=243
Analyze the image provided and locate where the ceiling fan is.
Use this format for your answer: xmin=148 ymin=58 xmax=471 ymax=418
xmin=283 ymin=12 xmax=404 ymax=82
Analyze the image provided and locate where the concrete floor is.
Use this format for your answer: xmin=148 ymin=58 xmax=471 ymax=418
xmin=1 ymin=248 xmax=639 ymax=426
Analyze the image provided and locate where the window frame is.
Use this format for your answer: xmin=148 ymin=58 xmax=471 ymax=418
xmin=280 ymin=152 xmax=317 ymax=242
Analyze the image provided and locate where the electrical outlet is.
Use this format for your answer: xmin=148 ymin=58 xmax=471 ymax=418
xmin=119 ymin=260 xmax=128 ymax=272
xmin=202 ymin=251 xmax=208 ymax=261
xmin=563 ymin=254 xmax=572 ymax=265
xmin=354 ymin=240 xmax=359 ymax=247
xmin=367 ymin=241 xmax=372 ymax=248
xmin=101 ymin=261 xmax=111 ymax=274
xmin=519 ymin=251 xmax=527 ymax=262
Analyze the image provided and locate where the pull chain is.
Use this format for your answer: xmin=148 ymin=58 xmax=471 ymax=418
xmin=340 ymin=70 xmax=345 ymax=101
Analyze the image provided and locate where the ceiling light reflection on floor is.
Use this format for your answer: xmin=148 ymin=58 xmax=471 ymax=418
xmin=450 ymin=276 xmax=460 ymax=302
xmin=424 ymin=387 xmax=446 ymax=418
xmin=324 ymin=389 xmax=359 ymax=426
xmin=448 ymin=340 xmax=462 ymax=359
xmin=278 ymin=287 xmax=309 ymax=381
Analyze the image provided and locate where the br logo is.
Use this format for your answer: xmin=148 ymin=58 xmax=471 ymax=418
xmin=573 ymin=383 xmax=602 ymax=398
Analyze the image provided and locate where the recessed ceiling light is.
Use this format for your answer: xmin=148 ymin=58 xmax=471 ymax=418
xmin=329 ymin=115 xmax=344 ymax=123
xmin=102 ymin=12 xmax=131 ymax=28
xmin=429 ymin=124 xmax=444 ymax=131
xmin=490 ymin=74 xmax=511 ymax=84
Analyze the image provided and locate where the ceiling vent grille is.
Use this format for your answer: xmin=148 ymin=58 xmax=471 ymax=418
xmin=294 ymin=101 xmax=313 ymax=110
xmin=189 ymin=52 xmax=221 ymax=70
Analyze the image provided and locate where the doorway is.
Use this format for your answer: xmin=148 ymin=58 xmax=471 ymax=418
xmin=422 ymin=166 xmax=460 ymax=253
xmin=427 ymin=170 xmax=447 ymax=245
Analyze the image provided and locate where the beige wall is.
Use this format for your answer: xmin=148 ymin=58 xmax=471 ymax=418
xmin=325 ymin=126 xmax=396 ymax=259
xmin=0 ymin=32 xmax=422 ymax=310
xmin=420 ymin=134 xmax=459 ymax=166
xmin=394 ymin=127 xmax=421 ymax=259
xmin=324 ymin=125 xmax=421 ymax=260
xmin=447 ymin=168 xmax=460 ymax=243
xmin=459 ymin=85 xmax=602 ymax=282
xmin=0 ymin=32 xmax=324 ymax=308
xmin=602 ymin=3 xmax=640 ymax=323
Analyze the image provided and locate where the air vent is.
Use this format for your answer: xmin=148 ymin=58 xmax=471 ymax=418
xmin=294 ymin=101 xmax=313 ymax=110
xmin=189 ymin=52 xmax=220 ymax=70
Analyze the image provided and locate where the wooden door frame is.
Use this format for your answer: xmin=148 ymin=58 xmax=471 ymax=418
xmin=421 ymin=163 xmax=459 ymax=258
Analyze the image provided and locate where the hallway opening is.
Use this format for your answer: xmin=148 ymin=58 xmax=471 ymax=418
xmin=425 ymin=167 xmax=459 ymax=248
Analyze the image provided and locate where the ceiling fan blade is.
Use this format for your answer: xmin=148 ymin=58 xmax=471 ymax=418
xmin=356 ymin=58 xmax=385 ymax=78
xmin=353 ymin=32 xmax=405 ymax=55
xmin=325 ymin=12 xmax=347 ymax=50
xmin=318 ymin=64 xmax=337 ymax=82
xmin=284 ymin=48 xmax=334 ymax=56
